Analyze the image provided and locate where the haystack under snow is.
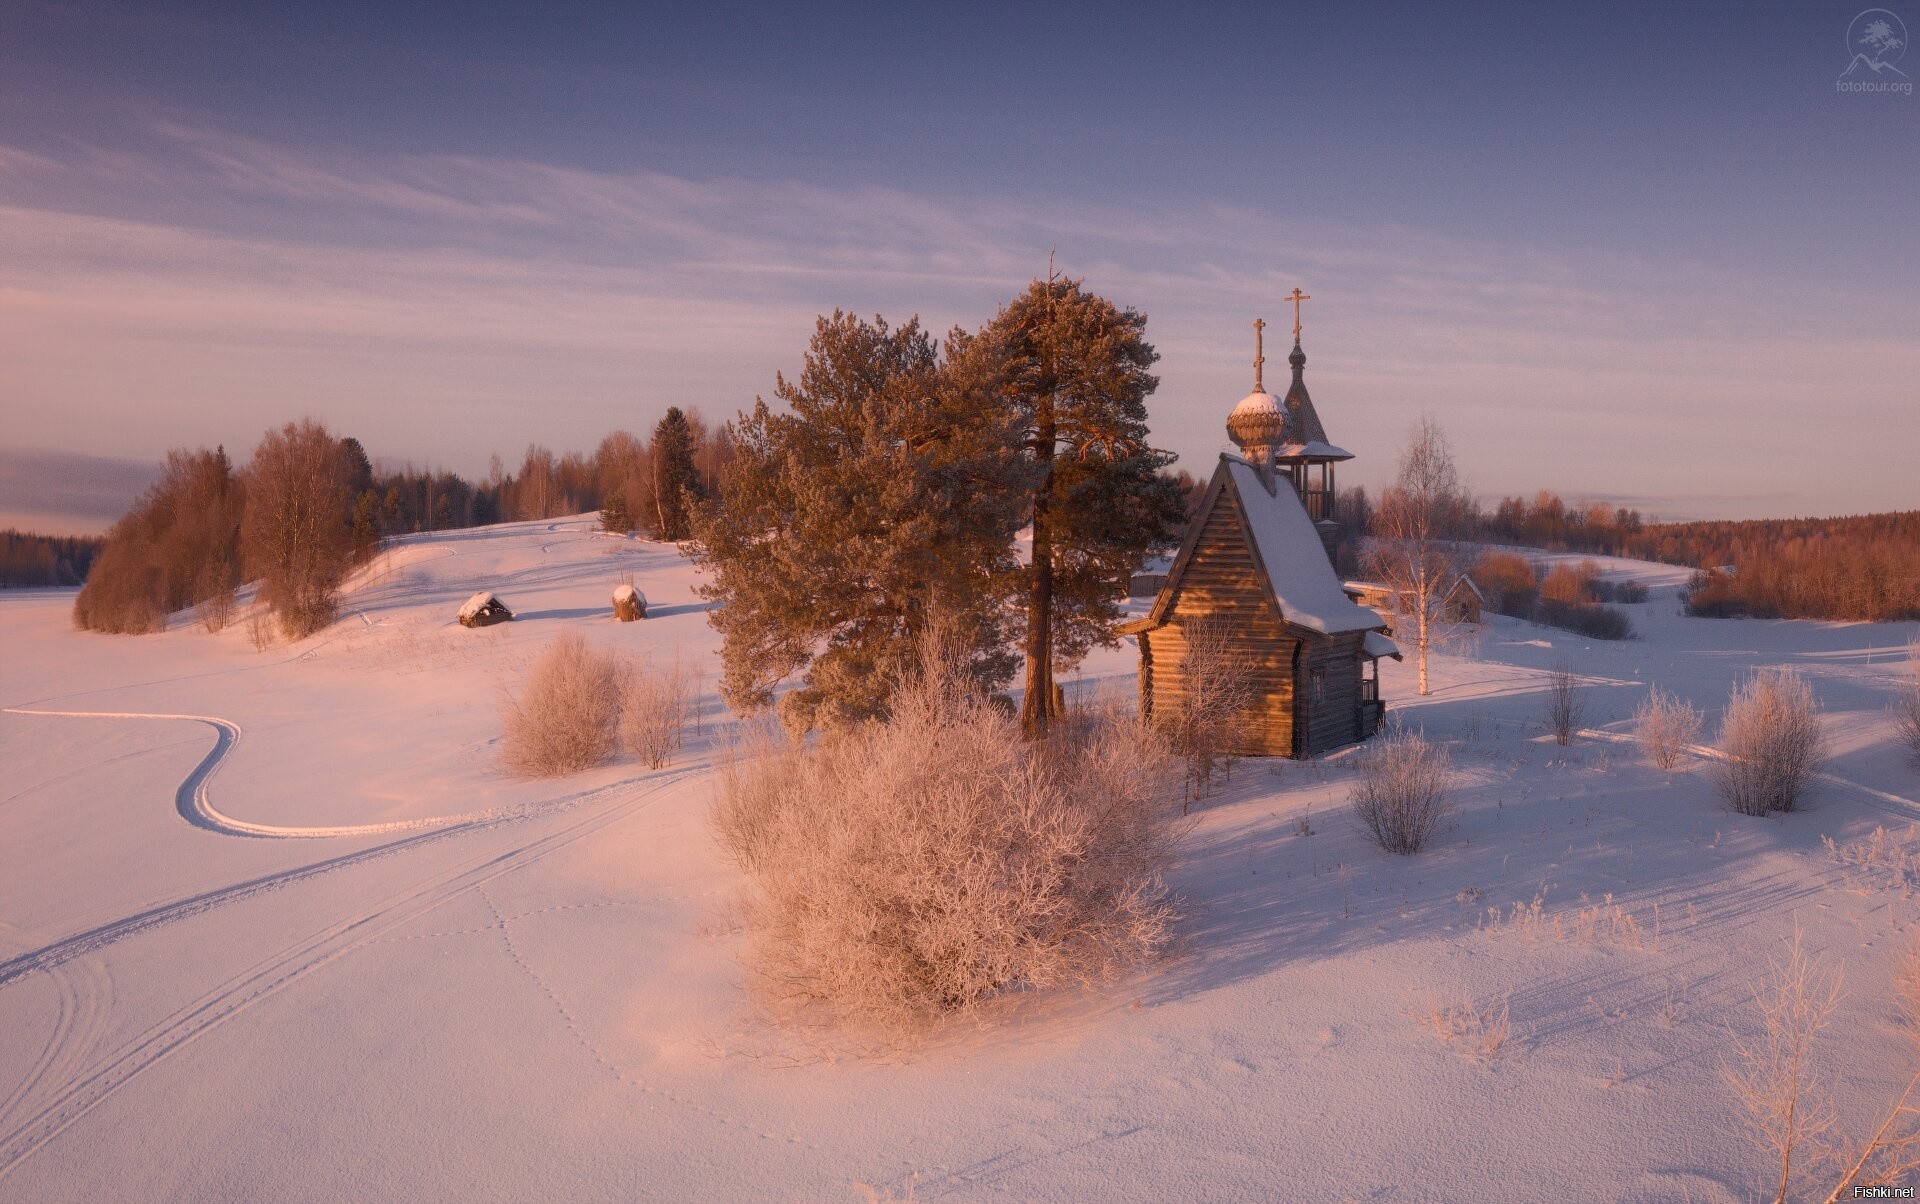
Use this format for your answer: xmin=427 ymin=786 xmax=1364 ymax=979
xmin=612 ymin=583 xmax=647 ymax=622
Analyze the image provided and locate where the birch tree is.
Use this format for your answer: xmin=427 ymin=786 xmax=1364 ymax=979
xmin=1366 ymin=416 xmax=1475 ymax=695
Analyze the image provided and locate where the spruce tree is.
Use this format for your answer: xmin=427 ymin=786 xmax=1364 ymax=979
xmin=691 ymin=312 xmax=1029 ymax=730
xmin=960 ymin=276 xmax=1187 ymax=737
xmin=650 ymin=407 xmax=702 ymax=541
xmin=599 ymin=492 xmax=633 ymax=535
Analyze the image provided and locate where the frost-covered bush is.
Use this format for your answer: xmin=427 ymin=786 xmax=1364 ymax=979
xmin=1896 ymin=643 xmax=1920 ymax=776
xmin=619 ymin=654 xmax=695 ymax=769
xmin=1634 ymin=687 xmax=1704 ymax=770
xmin=501 ymin=631 xmax=622 ymax=776
xmin=1714 ymin=670 xmax=1826 ymax=816
xmin=712 ymin=648 xmax=1183 ymax=1036
xmin=1351 ymin=729 xmax=1455 ymax=855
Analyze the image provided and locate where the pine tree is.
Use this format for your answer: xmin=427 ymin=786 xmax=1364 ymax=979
xmin=651 ymin=407 xmax=703 ymax=541
xmin=691 ymin=312 xmax=1029 ymax=731
xmin=599 ymin=492 xmax=633 ymax=534
xmin=961 ymin=276 xmax=1187 ymax=737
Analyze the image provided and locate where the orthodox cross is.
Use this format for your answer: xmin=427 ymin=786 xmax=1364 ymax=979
xmin=1285 ymin=288 xmax=1311 ymax=342
xmin=1253 ymin=318 xmax=1266 ymax=391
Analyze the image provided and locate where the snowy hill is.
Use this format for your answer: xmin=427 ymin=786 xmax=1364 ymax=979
xmin=1 ymin=519 xmax=1917 ymax=1200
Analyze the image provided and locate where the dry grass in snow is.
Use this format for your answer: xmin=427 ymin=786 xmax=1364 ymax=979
xmin=1715 ymin=670 xmax=1827 ymax=816
xmin=1634 ymin=686 xmax=1703 ymax=771
xmin=1477 ymin=890 xmax=1661 ymax=950
xmin=1417 ymin=992 xmax=1511 ymax=1062
xmin=712 ymin=649 xmax=1184 ymax=1038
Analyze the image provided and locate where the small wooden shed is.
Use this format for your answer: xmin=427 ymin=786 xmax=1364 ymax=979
xmin=1118 ymin=454 xmax=1397 ymax=758
xmin=457 ymin=591 xmax=513 ymax=628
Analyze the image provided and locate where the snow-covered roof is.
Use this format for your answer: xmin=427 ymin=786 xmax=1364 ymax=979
xmin=1222 ymin=457 xmax=1386 ymax=636
xmin=457 ymin=591 xmax=497 ymax=620
xmin=1275 ymin=439 xmax=1355 ymax=462
xmin=1363 ymin=631 xmax=1403 ymax=661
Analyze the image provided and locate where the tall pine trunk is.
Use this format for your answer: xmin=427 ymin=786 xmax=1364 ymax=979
xmin=1022 ymin=407 xmax=1058 ymax=738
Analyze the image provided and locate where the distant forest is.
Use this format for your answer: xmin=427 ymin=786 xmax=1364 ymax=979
xmin=0 ymin=530 xmax=104 ymax=586
xmin=1473 ymin=491 xmax=1920 ymax=622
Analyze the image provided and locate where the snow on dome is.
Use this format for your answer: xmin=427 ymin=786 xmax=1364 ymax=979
xmin=1229 ymin=389 xmax=1282 ymax=418
xmin=458 ymin=591 xmax=495 ymax=621
xmin=612 ymin=584 xmax=643 ymax=604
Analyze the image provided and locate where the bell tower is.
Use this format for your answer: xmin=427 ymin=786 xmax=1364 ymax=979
xmin=1270 ymin=289 xmax=1352 ymax=561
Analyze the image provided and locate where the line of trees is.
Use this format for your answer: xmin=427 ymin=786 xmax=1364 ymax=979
xmin=73 ymin=411 xmax=736 ymax=638
xmin=0 ymin=530 xmax=104 ymax=586
xmin=1479 ymin=493 xmax=1920 ymax=622
xmin=693 ymin=277 xmax=1188 ymax=739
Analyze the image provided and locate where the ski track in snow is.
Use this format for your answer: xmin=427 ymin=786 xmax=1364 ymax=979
xmin=0 ymin=770 xmax=692 ymax=1180
xmin=0 ymin=707 xmax=493 ymax=838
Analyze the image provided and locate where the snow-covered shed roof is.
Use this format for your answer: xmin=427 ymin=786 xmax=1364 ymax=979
xmin=458 ymin=591 xmax=498 ymax=621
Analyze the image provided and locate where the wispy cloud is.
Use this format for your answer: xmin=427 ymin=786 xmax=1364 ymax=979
xmin=1 ymin=125 xmax=1914 ymax=519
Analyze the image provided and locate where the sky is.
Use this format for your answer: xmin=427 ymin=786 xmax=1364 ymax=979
xmin=1 ymin=0 xmax=1916 ymax=532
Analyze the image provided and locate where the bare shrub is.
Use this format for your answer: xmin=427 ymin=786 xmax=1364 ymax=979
xmin=501 ymin=631 xmax=622 ymax=776
xmin=1475 ymin=550 xmax=1539 ymax=618
xmin=1351 ymin=728 xmax=1455 ymax=855
xmin=195 ymin=563 xmax=238 ymax=633
xmin=246 ymin=607 xmax=277 ymax=651
xmin=1715 ymin=670 xmax=1827 ymax=816
xmin=242 ymin=420 xmax=353 ymax=639
xmin=1898 ymin=689 xmax=1920 ymax=774
xmin=1900 ymin=933 xmax=1920 ymax=1047
xmin=1544 ymin=661 xmax=1586 ymax=746
xmin=1635 ymin=686 xmax=1704 ymax=770
xmin=711 ymin=641 xmax=1183 ymax=1036
xmin=1162 ymin=615 xmax=1255 ymax=807
xmin=1727 ymin=926 xmax=1844 ymax=1203
xmin=619 ymin=654 xmax=696 ymax=769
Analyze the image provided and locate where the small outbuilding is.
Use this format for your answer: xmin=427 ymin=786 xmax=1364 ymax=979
xmin=1343 ymin=576 xmax=1483 ymax=634
xmin=612 ymin=583 xmax=647 ymax=622
xmin=457 ymin=591 xmax=513 ymax=628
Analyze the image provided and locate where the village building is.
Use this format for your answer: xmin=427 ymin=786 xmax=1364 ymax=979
xmin=1342 ymin=576 xmax=1484 ymax=634
xmin=1119 ymin=294 xmax=1400 ymax=756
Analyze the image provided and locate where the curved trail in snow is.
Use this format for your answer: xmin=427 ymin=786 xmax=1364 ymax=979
xmin=0 ymin=708 xmax=493 ymax=839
